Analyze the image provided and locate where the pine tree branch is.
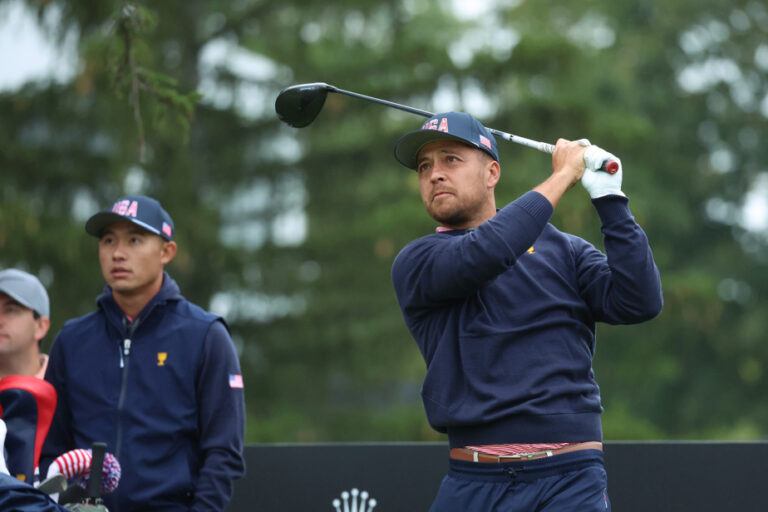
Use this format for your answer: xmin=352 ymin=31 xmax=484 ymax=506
xmin=118 ymin=3 xmax=147 ymax=163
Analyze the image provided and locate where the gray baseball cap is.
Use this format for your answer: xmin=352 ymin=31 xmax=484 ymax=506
xmin=0 ymin=269 xmax=50 ymax=317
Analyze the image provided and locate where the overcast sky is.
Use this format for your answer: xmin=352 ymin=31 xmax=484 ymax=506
xmin=0 ymin=0 xmax=77 ymax=91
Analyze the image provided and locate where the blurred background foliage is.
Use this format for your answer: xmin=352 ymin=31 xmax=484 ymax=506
xmin=2 ymin=0 xmax=768 ymax=442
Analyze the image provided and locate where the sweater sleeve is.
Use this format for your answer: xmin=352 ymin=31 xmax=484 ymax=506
xmin=191 ymin=320 xmax=246 ymax=512
xmin=41 ymin=332 xmax=75 ymax=474
xmin=0 ymin=473 xmax=70 ymax=511
xmin=574 ymin=195 xmax=663 ymax=324
xmin=392 ymin=191 xmax=553 ymax=307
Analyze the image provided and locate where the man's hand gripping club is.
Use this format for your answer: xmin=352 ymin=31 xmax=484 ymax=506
xmin=580 ymin=140 xmax=624 ymax=198
xmin=536 ymin=138 xmax=624 ymax=208
xmin=535 ymin=139 xmax=587 ymax=207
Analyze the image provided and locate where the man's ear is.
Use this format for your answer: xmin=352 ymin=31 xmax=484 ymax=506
xmin=34 ymin=316 xmax=50 ymax=343
xmin=161 ymin=240 xmax=178 ymax=265
xmin=486 ymin=159 xmax=501 ymax=189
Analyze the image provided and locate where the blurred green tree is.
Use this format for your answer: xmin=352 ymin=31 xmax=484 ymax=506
xmin=1 ymin=0 xmax=767 ymax=442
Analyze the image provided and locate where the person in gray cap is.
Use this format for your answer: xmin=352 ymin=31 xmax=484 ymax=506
xmin=42 ymin=194 xmax=245 ymax=512
xmin=0 ymin=269 xmax=51 ymax=379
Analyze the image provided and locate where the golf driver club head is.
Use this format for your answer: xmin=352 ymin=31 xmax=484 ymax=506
xmin=275 ymin=82 xmax=335 ymax=128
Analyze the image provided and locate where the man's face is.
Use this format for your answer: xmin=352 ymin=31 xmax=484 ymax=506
xmin=416 ymin=140 xmax=499 ymax=228
xmin=98 ymin=221 xmax=176 ymax=298
xmin=0 ymin=294 xmax=48 ymax=357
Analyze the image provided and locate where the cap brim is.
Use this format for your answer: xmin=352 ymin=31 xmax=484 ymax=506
xmin=0 ymin=287 xmax=35 ymax=315
xmin=0 ymin=276 xmax=49 ymax=317
xmin=85 ymin=212 xmax=165 ymax=239
xmin=394 ymin=130 xmax=494 ymax=169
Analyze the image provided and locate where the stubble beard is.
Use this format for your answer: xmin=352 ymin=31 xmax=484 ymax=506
xmin=427 ymin=205 xmax=471 ymax=227
xmin=425 ymin=194 xmax=484 ymax=228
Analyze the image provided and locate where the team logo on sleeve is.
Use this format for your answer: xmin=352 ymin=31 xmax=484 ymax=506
xmin=229 ymin=374 xmax=244 ymax=389
xmin=157 ymin=352 xmax=167 ymax=366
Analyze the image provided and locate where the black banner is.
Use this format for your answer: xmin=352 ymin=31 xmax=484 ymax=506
xmin=229 ymin=442 xmax=767 ymax=511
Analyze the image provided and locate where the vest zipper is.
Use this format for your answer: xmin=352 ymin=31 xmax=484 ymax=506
xmin=115 ymin=318 xmax=140 ymax=464
xmin=119 ymin=338 xmax=131 ymax=368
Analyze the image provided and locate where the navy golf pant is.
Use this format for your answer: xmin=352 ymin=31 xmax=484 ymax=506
xmin=428 ymin=449 xmax=610 ymax=512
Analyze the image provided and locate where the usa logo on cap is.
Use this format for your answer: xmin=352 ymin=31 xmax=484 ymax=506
xmin=112 ymin=199 xmax=139 ymax=218
xmin=162 ymin=222 xmax=173 ymax=238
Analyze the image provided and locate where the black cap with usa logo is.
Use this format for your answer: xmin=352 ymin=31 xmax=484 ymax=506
xmin=85 ymin=195 xmax=175 ymax=241
xmin=394 ymin=112 xmax=500 ymax=170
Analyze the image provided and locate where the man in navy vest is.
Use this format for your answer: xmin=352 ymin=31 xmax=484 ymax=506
xmin=43 ymin=195 xmax=246 ymax=511
xmin=391 ymin=113 xmax=663 ymax=511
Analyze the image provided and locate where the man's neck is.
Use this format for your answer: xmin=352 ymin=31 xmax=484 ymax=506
xmin=0 ymin=350 xmax=43 ymax=380
xmin=112 ymin=276 xmax=164 ymax=319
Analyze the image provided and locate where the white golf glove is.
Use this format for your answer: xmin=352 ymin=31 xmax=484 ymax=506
xmin=581 ymin=144 xmax=625 ymax=198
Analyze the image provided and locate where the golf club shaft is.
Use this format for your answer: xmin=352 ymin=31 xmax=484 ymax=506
xmin=488 ymin=129 xmax=555 ymax=154
xmin=87 ymin=442 xmax=106 ymax=501
xmin=289 ymin=83 xmax=617 ymax=173
xmin=330 ymin=85 xmax=434 ymax=118
xmin=331 ymin=86 xmax=553 ymax=154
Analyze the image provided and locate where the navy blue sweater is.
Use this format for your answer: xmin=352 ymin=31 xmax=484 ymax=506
xmin=43 ymin=274 xmax=245 ymax=512
xmin=392 ymin=192 xmax=662 ymax=448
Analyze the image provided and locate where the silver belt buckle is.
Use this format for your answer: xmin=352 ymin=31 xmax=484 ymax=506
xmin=497 ymin=449 xmax=554 ymax=462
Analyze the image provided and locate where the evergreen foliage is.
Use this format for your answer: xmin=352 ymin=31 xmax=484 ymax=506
xmin=2 ymin=0 xmax=767 ymax=441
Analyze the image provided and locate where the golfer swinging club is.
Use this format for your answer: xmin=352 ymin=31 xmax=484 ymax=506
xmin=391 ymin=112 xmax=663 ymax=511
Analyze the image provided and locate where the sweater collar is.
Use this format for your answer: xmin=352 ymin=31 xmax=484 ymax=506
xmin=97 ymin=271 xmax=182 ymax=324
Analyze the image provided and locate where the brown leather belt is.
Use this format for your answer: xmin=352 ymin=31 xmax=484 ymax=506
xmin=450 ymin=442 xmax=603 ymax=463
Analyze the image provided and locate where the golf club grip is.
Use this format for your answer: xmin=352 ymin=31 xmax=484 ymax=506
xmin=87 ymin=442 xmax=106 ymax=499
xmin=602 ymin=160 xmax=620 ymax=174
xmin=538 ymin=142 xmax=619 ymax=174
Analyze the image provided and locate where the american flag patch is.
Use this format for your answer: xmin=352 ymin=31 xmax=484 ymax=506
xmin=479 ymin=135 xmax=492 ymax=150
xmin=229 ymin=374 xmax=244 ymax=389
xmin=162 ymin=222 xmax=173 ymax=238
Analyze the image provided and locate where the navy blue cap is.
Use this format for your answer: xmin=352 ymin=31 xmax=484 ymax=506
xmin=85 ymin=195 xmax=175 ymax=241
xmin=394 ymin=112 xmax=499 ymax=169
